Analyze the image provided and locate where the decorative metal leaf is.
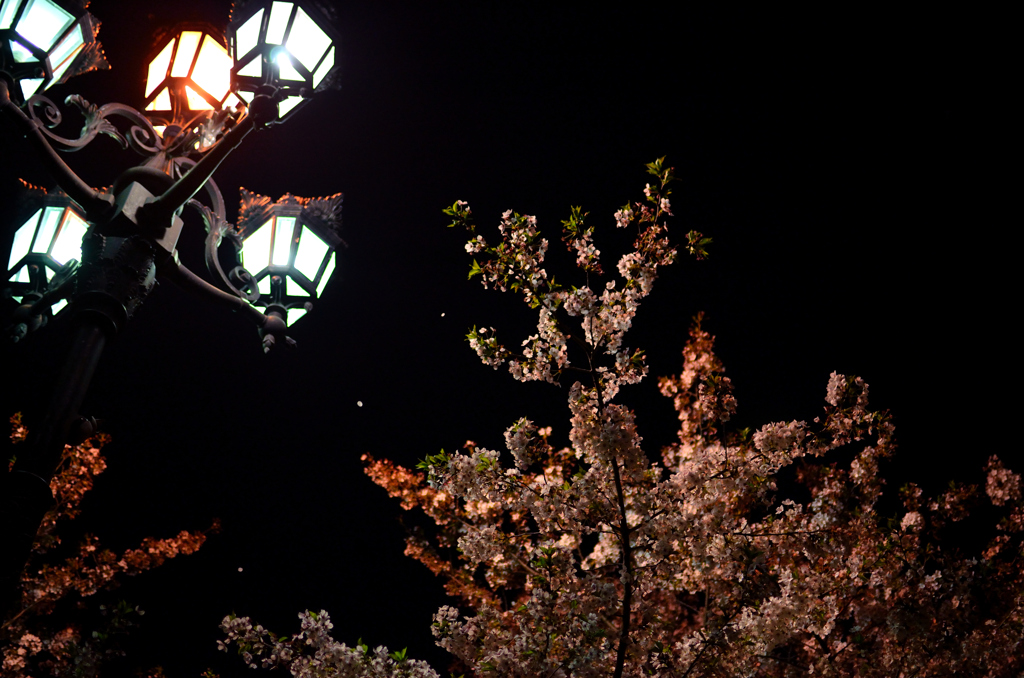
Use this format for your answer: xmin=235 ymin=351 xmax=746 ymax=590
xmin=62 ymin=39 xmax=110 ymax=84
xmin=66 ymin=95 xmax=125 ymax=148
xmin=237 ymin=188 xmax=273 ymax=237
xmin=302 ymin=193 xmax=343 ymax=234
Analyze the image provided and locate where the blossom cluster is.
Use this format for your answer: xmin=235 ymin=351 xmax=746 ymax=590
xmin=218 ymin=610 xmax=440 ymax=678
xmin=2 ymin=417 xmax=213 ymax=677
xmin=236 ymin=160 xmax=1024 ymax=677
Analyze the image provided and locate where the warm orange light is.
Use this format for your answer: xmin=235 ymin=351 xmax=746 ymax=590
xmin=142 ymin=28 xmax=235 ymax=120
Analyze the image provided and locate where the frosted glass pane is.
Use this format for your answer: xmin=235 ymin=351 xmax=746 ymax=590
xmin=285 ymin=7 xmax=330 ymax=71
xmin=316 ymin=252 xmax=335 ymax=297
xmin=286 ymin=276 xmax=309 ymax=297
xmin=19 ymin=77 xmax=43 ymax=99
xmin=171 ymin=31 xmax=201 ymax=77
xmin=257 ymin=274 xmax=271 ymax=295
xmin=312 ymin=46 xmax=333 ymax=89
xmin=185 ymin=85 xmax=213 ymax=110
xmin=33 ymin=206 xmax=62 ymax=253
xmin=146 ymin=39 xmax=174 ymax=96
xmin=51 ymin=298 xmax=68 ymax=314
xmin=146 ymin=87 xmax=171 ymax=111
xmin=278 ymin=95 xmax=302 ymax=117
xmin=238 ymin=90 xmax=254 ymax=103
xmin=48 ymin=23 xmax=83 ymax=83
xmin=265 ymin=1 xmax=292 ymax=45
xmin=242 ymin=219 xmax=274 ymax=274
xmin=286 ymin=307 xmax=306 ymax=326
xmin=13 ymin=266 xmax=30 ymax=283
xmin=0 ymin=0 xmax=20 ymax=30
xmin=237 ymin=56 xmax=262 ymax=77
xmin=293 ymin=225 xmax=328 ymax=280
xmin=234 ymin=8 xmax=263 ymax=59
xmin=223 ymin=92 xmax=242 ymax=109
xmin=8 ymin=210 xmax=39 ymax=271
xmin=275 ymin=52 xmax=303 ymax=81
xmin=272 ymin=216 xmax=295 ymax=265
xmin=11 ymin=39 xmax=33 ymax=62
xmin=49 ymin=209 xmax=87 ymax=265
xmin=18 ymin=0 xmax=73 ymax=51
xmin=192 ymin=34 xmax=232 ymax=101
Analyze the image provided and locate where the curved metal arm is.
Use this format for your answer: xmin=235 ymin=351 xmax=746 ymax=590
xmin=0 ymin=81 xmax=114 ymax=220
xmin=159 ymin=255 xmax=294 ymax=352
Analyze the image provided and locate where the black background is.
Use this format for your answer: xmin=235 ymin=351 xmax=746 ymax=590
xmin=1 ymin=1 xmax=1014 ymax=674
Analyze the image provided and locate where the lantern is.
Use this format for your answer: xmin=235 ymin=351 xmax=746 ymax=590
xmin=0 ymin=0 xmax=103 ymax=104
xmin=5 ymin=185 xmax=88 ymax=314
xmin=236 ymin=189 xmax=342 ymax=326
xmin=143 ymin=26 xmax=242 ymax=125
xmin=226 ymin=0 xmax=340 ymax=122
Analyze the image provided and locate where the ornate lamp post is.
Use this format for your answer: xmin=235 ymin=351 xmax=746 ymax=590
xmin=0 ymin=1 xmax=344 ymax=609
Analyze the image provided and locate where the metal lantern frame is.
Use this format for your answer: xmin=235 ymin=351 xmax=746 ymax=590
xmin=0 ymin=0 xmax=104 ymax=105
xmin=236 ymin=190 xmax=342 ymax=327
xmin=141 ymin=24 xmax=243 ymax=128
xmin=227 ymin=0 xmax=341 ymax=122
xmin=6 ymin=184 xmax=85 ymax=305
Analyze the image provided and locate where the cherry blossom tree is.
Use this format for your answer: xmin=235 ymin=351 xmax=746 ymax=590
xmin=221 ymin=160 xmax=1024 ymax=677
xmin=2 ymin=415 xmax=214 ymax=677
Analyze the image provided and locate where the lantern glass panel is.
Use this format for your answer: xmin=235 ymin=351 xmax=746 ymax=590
xmin=18 ymin=0 xmax=73 ymax=51
xmin=265 ymin=1 xmax=292 ymax=45
xmin=272 ymin=216 xmax=295 ymax=265
xmin=11 ymin=38 xmax=33 ymax=62
xmin=171 ymin=31 xmax=200 ymax=77
xmin=185 ymin=85 xmax=212 ymax=110
xmin=51 ymin=298 xmax=68 ymax=314
xmin=242 ymin=219 xmax=273 ymax=274
xmin=146 ymin=87 xmax=171 ymax=111
xmin=293 ymin=225 xmax=328 ymax=281
xmin=234 ymin=8 xmax=262 ymax=59
xmin=19 ymin=77 xmax=42 ymax=99
xmin=49 ymin=209 xmax=87 ymax=265
xmin=237 ymin=56 xmax=261 ymax=77
xmin=286 ymin=276 xmax=308 ymax=297
xmin=33 ymin=206 xmax=62 ymax=253
xmin=8 ymin=210 xmax=40 ymax=271
xmin=192 ymin=34 xmax=231 ymax=101
xmin=0 ymin=0 xmax=19 ymax=29
xmin=48 ymin=22 xmax=83 ymax=82
xmin=257 ymin=275 xmax=271 ymax=295
xmin=312 ymin=46 xmax=333 ymax=88
xmin=275 ymin=52 xmax=303 ymax=81
xmin=278 ymin=95 xmax=302 ymax=117
xmin=285 ymin=7 xmax=330 ymax=72
xmin=146 ymin=39 xmax=174 ymax=96
xmin=286 ymin=307 xmax=306 ymax=326
xmin=316 ymin=251 xmax=335 ymax=297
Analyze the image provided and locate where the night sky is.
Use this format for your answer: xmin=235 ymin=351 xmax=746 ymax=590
xmin=0 ymin=2 xmax=1013 ymax=674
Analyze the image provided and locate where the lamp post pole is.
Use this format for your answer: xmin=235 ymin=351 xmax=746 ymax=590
xmin=1 ymin=0 xmax=344 ymax=615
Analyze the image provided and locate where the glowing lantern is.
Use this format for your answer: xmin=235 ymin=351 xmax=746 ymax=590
xmin=237 ymin=189 xmax=342 ymax=326
xmin=5 ymin=185 xmax=88 ymax=314
xmin=142 ymin=27 xmax=242 ymax=124
xmin=227 ymin=1 xmax=340 ymax=122
xmin=0 ymin=0 xmax=104 ymax=104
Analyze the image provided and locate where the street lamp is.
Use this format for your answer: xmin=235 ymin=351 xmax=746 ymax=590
xmin=142 ymin=26 xmax=244 ymax=135
xmin=0 ymin=1 xmax=344 ymax=607
xmin=5 ymin=182 xmax=84 ymax=338
xmin=228 ymin=0 xmax=340 ymax=121
xmin=237 ymin=189 xmax=343 ymax=327
xmin=0 ymin=0 xmax=107 ymax=104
